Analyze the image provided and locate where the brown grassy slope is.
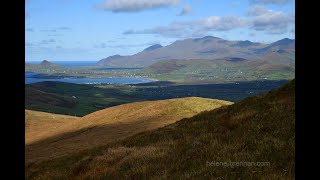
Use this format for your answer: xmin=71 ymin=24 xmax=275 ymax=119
xmin=26 ymin=80 xmax=295 ymax=179
xmin=26 ymin=97 xmax=232 ymax=163
xmin=25 ymin=110 xmax=80 ymax=144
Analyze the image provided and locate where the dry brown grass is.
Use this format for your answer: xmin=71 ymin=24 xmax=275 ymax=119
xmin=25 ymin=110 xmax=80 ymax=144
xmin=219 ymin=110 xmax=257 ymax=129
xmin=25 ymin=80 xmax=295 ymax=179
xmin=25 ymin=97 xmax=232 ymax=163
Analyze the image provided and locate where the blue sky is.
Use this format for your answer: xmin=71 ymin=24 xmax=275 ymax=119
xmin=25 ymin=0 xmax=295 ymax=62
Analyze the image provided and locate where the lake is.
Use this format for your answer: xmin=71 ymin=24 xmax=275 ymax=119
xmin=25 ymin=72 xmax=152 ymax=85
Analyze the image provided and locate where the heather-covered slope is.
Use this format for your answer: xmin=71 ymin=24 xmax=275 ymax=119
xmin=26 ymin=80 xmax=295 ymax=179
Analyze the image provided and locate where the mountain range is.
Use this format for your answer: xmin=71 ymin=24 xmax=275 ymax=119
xmin=97 ymin=36 xmax=295 ymax=68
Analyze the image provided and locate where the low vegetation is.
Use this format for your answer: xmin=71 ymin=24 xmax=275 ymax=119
xmin=26 ymin=80 xmax=295 ymax=179
xmin=25 ymin=80 xmax=288 ymax=116
xmin=26 ymin=97 xmax=231 ymax=163
xmin=25 ymin=110 xmax=80 ymax=144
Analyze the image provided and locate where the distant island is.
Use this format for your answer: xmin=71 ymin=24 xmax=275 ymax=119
xmin=39 ymin=60 xmax=60 ymax=67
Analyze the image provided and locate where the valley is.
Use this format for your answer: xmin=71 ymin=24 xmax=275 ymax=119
xmin=25 ymin=80 xmax=288 ymax=116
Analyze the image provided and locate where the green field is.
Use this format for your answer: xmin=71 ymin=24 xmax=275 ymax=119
xmin=25 ymin=80 xmax=288 ymax=116
xmin=25 ymin=82 xmax=135 ymax=116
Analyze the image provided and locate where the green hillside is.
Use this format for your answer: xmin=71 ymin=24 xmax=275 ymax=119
xmin=26 ymin=80 xmax=295 ymax=179
xmin=25 ymin=82 xmax=133 ymax=116
xmin=143 ymin=51 xmax=295 ymax=83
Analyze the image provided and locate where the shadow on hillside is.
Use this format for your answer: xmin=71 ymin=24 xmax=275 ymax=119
xmin=25 ymin=115 xmax=181 ymax=164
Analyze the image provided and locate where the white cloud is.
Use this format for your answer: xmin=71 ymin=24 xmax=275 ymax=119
xmin=97 ymin=0 xmax=181 ymax=12
xmin=124 ymin=16 xmax=247 ymax=38
xmin=94 ymin=42 xmax=161 ymax=49
xmin=201 ymin=16 xmax=248 ymax=31
xmin=177 ymin=5 xmax=191 ymax=16
xmin=123 ymin=6 xmax=294 ymax=37
xmin=247 ymin=5 xmax=270 ymax=16
xmin=248 ymin=5 xmax=294 ymax=34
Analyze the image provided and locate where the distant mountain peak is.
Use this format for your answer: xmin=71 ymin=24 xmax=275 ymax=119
xmin=40 ymin=60 xmax=50 ymax=64
xmin=193 ymin=36 xmax=221 ymax=42
xmin=109 ymin=54 xmax=122 ymax=58
xmin=143 ymin=44 xmax=163 ymax=51
xmin=231 ymin=40 xmax=259 ymax=47
xmin=101 ymin=54 xmax=124 ymax=61
xmin=272 ymin=38 xmax=294 ymax=45
xmin=40 ymin=60 xmax=59 ymax=66
xmin=96 ymin=54 xmax=125 ymax=66
xmin=202 ymin=36 xmax=214 ymax=39
xmin=280 ymin=38 xmax=292 ymax=41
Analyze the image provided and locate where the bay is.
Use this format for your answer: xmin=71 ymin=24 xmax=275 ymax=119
xmin=25 ymin=72 xmax=152 ymax=85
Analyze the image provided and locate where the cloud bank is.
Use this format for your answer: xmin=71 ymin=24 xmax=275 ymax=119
xmin=124 ymin=16 xmax=247 ymax=38
xmin=97 ymin=0 xmax=181 ymax=12
xmin=248 ymin=5 xmax=294 ymax=34
xmin=94 ymin=42 xmax=161 ymax=49
xmin=124 ymin=6 xmax=294 ymax=37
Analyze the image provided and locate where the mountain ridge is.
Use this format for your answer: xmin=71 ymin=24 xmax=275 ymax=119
xmin=143 ymin=44 xmax=163 ymax=51
xmin=97 ymin=37 xmax=294 ymax=68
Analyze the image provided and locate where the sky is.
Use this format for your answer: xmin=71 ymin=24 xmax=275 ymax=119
xmin=25 ymin=0 xmax=295 ymax=62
